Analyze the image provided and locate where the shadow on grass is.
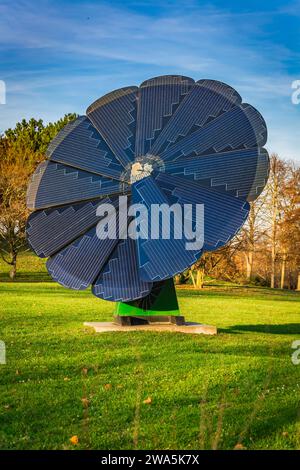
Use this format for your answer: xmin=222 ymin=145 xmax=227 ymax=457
xmin=177 ymin=289 xmax=300 ymax=302
xmin=0 ymin=275 xmax=51 ymax=283
xmin=222 ymin=323 xmax=300 ymax=335
xmin=239 ymin=404 xmax=299 ymax=446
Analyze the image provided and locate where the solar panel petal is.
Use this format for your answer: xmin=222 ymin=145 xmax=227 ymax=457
xmin=26 ymin=161 xmax=129 ymax=210
xmin=150 ymin=79 xmax=242 ymax=155
xmin=46 ymin=226 xmax=119 ymax=290
xmin=92 ymin=237 xmax=153 ymax=302
xmin=27 ymin=196 xmax=120 ymax=258
xmin=163 ymin=148 xmax=269 ymax=201
xmin=131 ymin=176 xmax=203 ymax=282
xmin=46 ymin=116 xmax=126 ymax=181
xmin=154 ymin=172 xmax=250 ymax=252
xmin=135 ymin=75 xmax=194 ymax=157
xmin=159 ymin=104 xmax=267 ymax=162
xmin=87 ymin=87 xmax=138 ymax=168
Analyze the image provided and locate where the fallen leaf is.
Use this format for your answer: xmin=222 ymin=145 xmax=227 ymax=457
xmin=234 ymin=443 xmax=247 ymax=450
xmin=70 ymin=435 xmax=79 ymax=445
xmin=104 ymin=383 xmax=112 ymax=390
xmin=282 ymin=431 xmax=289 ymax=437
xmin=81 ymin=397 xmax=89 ymax=408
xmin=143 ymin=397 xmax=152 ymax=405
xmin=82 ymin=368 xmax=88 ymax=376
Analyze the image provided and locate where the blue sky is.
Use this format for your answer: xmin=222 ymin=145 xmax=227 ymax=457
xmin=0 ymin=0 xmax=299 ymax=161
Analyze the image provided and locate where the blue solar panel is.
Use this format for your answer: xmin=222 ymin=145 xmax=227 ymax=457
xmin=135 ymin=75 xmax=194 ymax=157
xmin=131 ymin=176 xmax=203 ymax=282
xmin=93 ymin=237 xmax=153 ymax=302
xmin=159 ymin=104 xmax=267 ymax=161
xmin=46 ymin=116 xmax=126 ymax=181
xmin=153 ymin=172 xmax=249 ymax=251
xmin=163 ymin=148 xmax=269 ymax=201
xmin=87 ymin=87 xmax=138 ymax=168
xmin=27 ymin=161 xmax=129 ymax=209
xmin=26 ymin=75 xmax=269 ymax=302
xmin=150 ymin=80 xmax=242 ymax=155
xmin=27 ymin=196 xmax=119 ymax=258
xmin=47 ymin=225 xmax=118 ymax=290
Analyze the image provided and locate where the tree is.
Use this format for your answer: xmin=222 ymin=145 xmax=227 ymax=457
xmin=262 ymin=155 xmax=288 ymax=288
xmin=0 ymin=114 xmax=77 ymax=279
xmin=193 ymin=154 xmax=300 ymax=291
xmin=3 ymin=114 xmax=77 ymax=157
xmin=239 ymin=194 xmax=268 ymax=282
xmin=277 ymin=164 xmax=300 ymax=289
xmin=189 ymin=238 xmax=243 ymax=289
xmin=0 ymin=161 xmax=29 ymax=279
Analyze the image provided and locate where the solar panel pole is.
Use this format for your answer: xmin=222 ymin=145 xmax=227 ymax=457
xmin=114 ymin=278 xmax=185 ymax=326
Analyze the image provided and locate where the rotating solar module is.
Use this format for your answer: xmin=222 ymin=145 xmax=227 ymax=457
xmin=26 ymin=76 xmax=269 ymax=304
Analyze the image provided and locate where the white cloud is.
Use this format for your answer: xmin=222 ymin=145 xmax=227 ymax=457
xmin=0 ymin=0 xmax=299 ymax=161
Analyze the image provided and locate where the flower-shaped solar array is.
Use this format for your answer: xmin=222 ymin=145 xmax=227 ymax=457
xmin=26 ymin=76 xmax=269 ymax=302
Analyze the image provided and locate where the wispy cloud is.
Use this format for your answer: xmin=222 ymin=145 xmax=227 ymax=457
xmin=0 ymin=0 xmax=299 ymax=160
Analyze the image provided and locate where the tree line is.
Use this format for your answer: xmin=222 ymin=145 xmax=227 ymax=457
xmin=182 ymin=154 xmax=300 ymax=290
xmin=0 ymin=116 xmax=299 ymax=289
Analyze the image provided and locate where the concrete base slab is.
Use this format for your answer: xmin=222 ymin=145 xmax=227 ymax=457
xmin=84 ymin=321 xmax=217 ymax=335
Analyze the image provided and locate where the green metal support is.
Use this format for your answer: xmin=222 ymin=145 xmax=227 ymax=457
xmin=115 ymin=278 xmax=180 ymax=317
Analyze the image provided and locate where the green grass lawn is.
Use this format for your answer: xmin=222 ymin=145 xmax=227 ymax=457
xmin=0 ymin=255 xmax=300 ymax=450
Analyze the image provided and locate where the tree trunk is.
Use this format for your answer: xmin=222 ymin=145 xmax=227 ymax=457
xmin=280 ymin=252 xmax=286 ymax=289
xmin=270 ymin=180 xmax=278 ymax=289
xmin=190 ymin=270 xmax=197 ymax=288
xmin=244 ymin=251 xmax=253 ymax=281
xmin=196 ymin=269 xmax=204 ymax=289
xmin=270 ymin=253 xmax=275 ymax=288
xmin=297 ymin=272 xmax=300 ymax=291
xmin=287 ymin=271 xmax=291 ymax=290
xmin=9 ymin=253 xmax=17 ymax=281
xmin=245 ymin=202 xmax=255 ymax=282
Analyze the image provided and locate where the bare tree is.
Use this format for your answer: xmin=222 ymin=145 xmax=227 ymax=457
xmin=239 ymin=193 xmax=268 ymax=282
xmin=198 ymin=155 xmax=299 ymax=291
xmin=278 ymin=163 xmax=300 ymax=289
xmin=262 ymin=155 xmax=288 ymax=288
xmin=189 ymin=237 xmax=243 ymax=289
